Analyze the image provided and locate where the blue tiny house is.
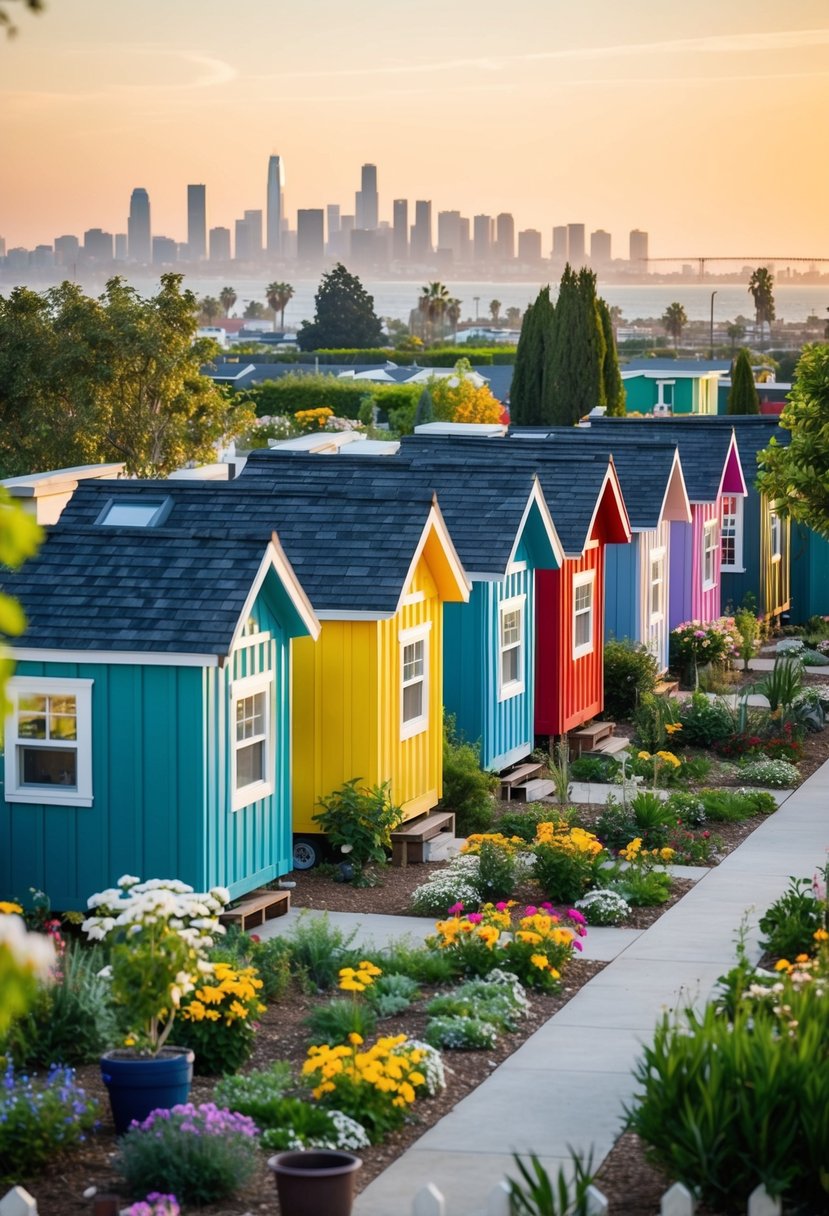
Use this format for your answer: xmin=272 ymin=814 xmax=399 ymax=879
xmin=1 ymin=513 xmax=319 ymax=909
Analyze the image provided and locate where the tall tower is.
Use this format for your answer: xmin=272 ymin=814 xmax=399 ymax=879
xmin=267 ymin=155 xmax=285 ymax=257
xmin=567 ymin=223 xmax=586 ymax=266
xmin=187 ymin=184 xmax=206 ymax=261
xmin=629 ymin=229 xmax=649 ymax=265
xmin=359 ymin=163 xmax=378 ymax=230
xmin=392 ymin=199 xmax=408 ymax=262
xmin=128 ymin=188 xmax=151 ymax=263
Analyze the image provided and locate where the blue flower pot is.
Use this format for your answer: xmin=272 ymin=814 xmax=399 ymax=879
xmin=100 ymin=1046 xmax=195 ymax=1135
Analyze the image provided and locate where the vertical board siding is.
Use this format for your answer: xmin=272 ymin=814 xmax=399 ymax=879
xmin=759 ymin=499 xmax=791 ymax=623
xmin=668 ymin=519 xmax=693 ymax=628
xmin=692 ymin=499 xmax=722 ymax=623
xmin=638 ymin=523 xmax=671 ymax=672
xmin=789 ymin=523 xmax=829 ymax=622
xmin=536 ymin=547 xmax=604 ymax=736
xmin=604 ymin=542 xmax=639 ymax=648
xmin=0 ymin=660 xmax=203 ymax=910
xmin=443 ymin=592 xmax=487 ymax=760
xmin=483 ymin=565 xmax=536 ymax=771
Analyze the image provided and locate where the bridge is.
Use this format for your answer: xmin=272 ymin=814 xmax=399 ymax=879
xmin=643 ymin=256 xmax=829 ymax=279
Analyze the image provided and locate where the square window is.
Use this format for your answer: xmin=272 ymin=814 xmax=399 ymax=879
xmin=4 ymin=679 xmax=93 ymax=806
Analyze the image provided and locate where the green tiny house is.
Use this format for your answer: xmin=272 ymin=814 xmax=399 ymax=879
xmin=621 ymin=361 xmax=725 ymax=416
xmin=1 ymin=502 xmax=319 ymax=910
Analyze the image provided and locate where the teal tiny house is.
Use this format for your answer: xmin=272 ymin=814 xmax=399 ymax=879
xmin=1 ymin=502 xmax=319 ymax=909
xmin=621 ymin=360 xmax=727 ymax=416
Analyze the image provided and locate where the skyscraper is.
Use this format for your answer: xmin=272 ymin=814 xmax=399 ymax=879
xmin=590 ymin=229 xmax=612 ymax=266
xmin=267 ymin=155 xmax=285 ymax=257
xmin=473 ymin=215 xmax=493 ymax=264
xmin=495 ymin=213 xmax=515 ymax=261
xmin=392 ymin=199 xmax=408 ymax=262
xmin=552 ymin=226 xmax=568 ymax=261
xmin=297 ymin=209 xmax=325 ymax=263
xmin=209 ymin=226 xmax=231 ymax=262
xmin=127 ymin=188 xmax=151 ymax=262
xmin=517 ymin=229 xmax=542 ymax=264
xmin=437 ymin=210 xmax=463 ymax=262
xmin=410 ymin=201 xmax=432 ymax=261
xmin=84 ymin=228 xmax=114 ymax=262
xmin=355 ymin=163 xmax=379 ymax=231
xmin=235 ymin=210 xmax=263 ymax=262
xmin=187 ymin=184 xmax=206 ymax=260
xmin=629 ymin=229 xmax=649 ymax=265
xmin=54 ymin=234 xmax=80 ymax=267
xmin=567 ymin=223 xmax=585 ymax=265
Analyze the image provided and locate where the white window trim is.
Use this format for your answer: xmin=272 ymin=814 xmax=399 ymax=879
xmin=702 ymin=519 xmax=719 ymax=591
xmin=230 ymin=670 xmax=275 ymax=812
xmin=4 ymin=676 xmax=94 ymax=807
xmin=572 ymin=570 xmax=596 ymax=660
xmin=498 ymin=594 xmax=526 ymax=702
xmin=649 ymin=547 xmax=666 ymax=625
xmin=399 ymin=623 xmax=431 ymax=741
xmin=720 ymin=495 xmax=745 ymax=573
xmin=770 ymin=510 xmax=782 ymax=562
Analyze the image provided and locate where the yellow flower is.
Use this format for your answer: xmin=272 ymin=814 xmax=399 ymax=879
xmin=656 ymin=751 xmax=681 ymax=768
xmin=348 ymin=1032 xmax=364 ymax=1046
xmin=814 ymin=928 xmax=829 ymax=943
xmin=638 ymin=751 xmax=651 ymax=761
xmin=124 ymin=1035 xmax=136 ymax=1047
xmin=659 ymin=848 xmax=676 ymax=862
xmin=795 ymin=953 xmax=810 ymax=964
xmin=339 ymin=977 xmax=367 ymax=992
xmin=358 ymin=961 xmax=383 ymax=977
xmin=530 ymin=953 xmax=549 ymax=970
xmin=665 ymin=722 xmax=683 ymax=735
xmin=774 ymin=959 xmax=792 ymax=972
xmin=0 ymin=901 xmax=23 ymax=915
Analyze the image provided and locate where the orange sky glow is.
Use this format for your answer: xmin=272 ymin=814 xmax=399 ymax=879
xmin=2 ymin=0 xmax=828 ymax=257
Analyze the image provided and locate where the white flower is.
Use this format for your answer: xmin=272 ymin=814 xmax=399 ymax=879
xmin=0 ymin=914 xmax=56 ymax=977
xmin=117 ymin=874 xmax=141 ymax=889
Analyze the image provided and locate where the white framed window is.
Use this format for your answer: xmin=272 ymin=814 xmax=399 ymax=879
xmin=702 ymin=519 xmax=718 ymax=590
xmin=649 ymin=549 xmax=665 ymax=623
xmin=498 ymin=595 xmax=526 ymax=701
xmin=770 ymin=510 xmax=782 ymax=561
xmin=655 ymin=380 xmax=675 ymax=413
xmin=572 ymin=571 xmax=596 ymax=659
xmin=400 ymin=624 xmax=430 ymax=740
xmin=230 ymin=671 xmax=274 ymax=811
xmin=4 ymin=677 xmax=93 ymax=807
xmin=96 ymin=497 xmax=171 ymax=527
xmin=720 ymin=496 xmax=744 ymax=571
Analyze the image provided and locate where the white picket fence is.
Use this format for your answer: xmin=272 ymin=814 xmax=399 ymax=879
xmin=409 ymin=1178 xmax=784 ymax=1216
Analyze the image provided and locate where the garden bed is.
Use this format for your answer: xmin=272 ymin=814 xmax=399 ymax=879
xmin=14 ymin=960 xmax=604 ymax=1215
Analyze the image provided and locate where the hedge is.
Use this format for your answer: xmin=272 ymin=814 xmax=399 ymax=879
xmin=242 ymin=373 xmax=420 ymax=419
xmin=217 ymin=347 xmax=516 ymax=367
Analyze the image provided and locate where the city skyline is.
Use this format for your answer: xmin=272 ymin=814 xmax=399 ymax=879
xmin=2 ymin=0 xmax=828 ymax=255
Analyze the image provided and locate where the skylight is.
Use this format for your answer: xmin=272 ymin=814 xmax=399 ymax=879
xmin=96 ymin=498 xmax=171 ymax=527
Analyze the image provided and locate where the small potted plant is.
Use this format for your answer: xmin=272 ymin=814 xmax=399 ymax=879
xmin=83 ymin=875 xmax=229 ymax=1133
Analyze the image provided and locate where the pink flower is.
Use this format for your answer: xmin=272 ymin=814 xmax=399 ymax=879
xmin=567 ymin=908 xmax=587 ymax=926
xmin=447 ymin=902 xmax=464 ymax=915
xmin=495 ymin=902 xmax=509 ymax=912
xmin=572 ymin=939 xmax=583 ymax=951
xmin=467 ymin=912 xmax=483 ymax=924
xmin=524 ymin=905 xmax=538 ymax=916
xmin=540 ymin=902 xmax=555 ymax=913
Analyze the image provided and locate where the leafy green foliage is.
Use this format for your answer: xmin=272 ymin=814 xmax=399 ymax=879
xmin=611 ymin=866 xmax=672 ymax=907
xmin=603 ymin=639 xmax=659 ymax=720
xmin=510 ymin=287 xmax=555 ymax=425
xmin=0 ymin=489 xmax=42 ymax=713
xmin=507 ymin=1149 xmax=597 ymax=1216
xmin=595 ymin=801 xmax=638 ymax=850
xmin=242 ymin=372 xmax=418 ymax=421
xmin=439 ymin=715 xmax=497 ymax=835
xmin=424 ymin=1014 xmax=498 ymax=1050
xmin=287 ymin=913 xmax=360 ymax=991
xmin=759 ymin=878 xmax=825 ymax=960
xmin=678 ymin=691 xmax=735 ymax=747
xmin=727 ymin=348 xmax=760 ymax=413
xmin=546 ymin=266 xmax=607 ymax=424
xmin=476 ymin=838 xmax=518 ymax=901
xmin=533 ymin=842 xmax=602 ymax=904
xmin=754 ymin=654 xmax=803 ymax=711
xmin=569 ymin=754 xmax=621 ymax=783
xmin=662 ymin=301 xmax=688 ymax=349
xmin=365 ymin=973 xmax=420 ymax=1017
xmin=498 ymin=805 xmax=561 ymax=843
xmin=314 ymin=778 xmax=403 ymax=871
xmin=0 ymin=275 xmax=255 ymax=478
xmin=630 ymin=791 xmax=677 ymax=849
xmin=303 ymin=997 xmax=378 ymax=1046
xmin=212 ymin=929 xmax=293 ymax=1004
xmin=374 ymin=942 xmax=458 ymax=986
xmin=297 ymin=263 xmax=384 ymax=350
xmin=259 ymin=1100 xmax=369 ymax=1152
xmin=214 ymin=1061 xmax=293 ymax=1122
xmin=425 ymin=975 xmax=528 ymax=1033
xmin=633 ymin=693 xmax=681 ymax=752
xmin=0 ymin=1064 xmax=99 ymax=1183
xmin=598 ymin=298 xmax=626 ymax=416
xmin=696 ymin=787 xmax=776 ymax=821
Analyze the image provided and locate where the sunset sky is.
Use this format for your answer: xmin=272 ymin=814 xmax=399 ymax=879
xmin=2 ymin=0 xmax=828 ymax=256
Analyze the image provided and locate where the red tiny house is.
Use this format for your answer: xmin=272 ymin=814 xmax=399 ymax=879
xmin=534 ymin=465 xmax=631 ymax=737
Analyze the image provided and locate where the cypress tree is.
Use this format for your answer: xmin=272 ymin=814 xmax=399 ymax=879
xmin=414 ymin=387 xmax=434 ymax=426
xmin=510 ymin=287 xmax=554 ymax=425
xmin=728 ymin=348 xmax=760 ymax=414
xmin=545 ymin=264 xmax=579 ymax=424
xmin=598 ymin=297 xmax=626 ymax=416
xmin=578 ymin=268 xmax=607 ymax=417
xmin=545 ymin=266 xmax=607 ymax=425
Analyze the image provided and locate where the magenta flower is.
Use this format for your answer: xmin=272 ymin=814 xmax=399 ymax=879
xmin=495 ymin=901 xmax=509 ymax=912
xmin=572 ymin=939 xmax=584 ymax=951
xmin=540 ymin=902 xmax=555 ymax=913
xmin=467 ymin=912 xmax=484 ymax=924
xmin=567 ymin=908 xmax=587 ymax=925
xmin=524 ymin=905 xmax=538 ymax=916
xmin=447 ymin=902 xmax=464 ymax=915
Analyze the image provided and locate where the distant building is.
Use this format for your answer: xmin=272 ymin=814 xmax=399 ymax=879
xmin=355 ymin=163 xmax=378 ymax=231
xmin=5 ymin=248 xmax=28 ymax=273
xmin=552 ymin=225 xmax=568 ymax=261
xmin=267 ymin=155 xmax=285 ymax=257
xmin=410 ymin=200 xmax=432 ymax=260
xmin=567 ymin=223 xmax=585 ymax=266
xmin=326 ymin=204 xmax=341 ymax=254
xmin=473 ymin=214 xmax=493 ymax=264
xmin=187 ymin=184 xmax=207 ymax=261
xmin=54 ymin=234 xmax=80 ymax=267
xmin=128 ymin=188 xmax=151 ymax=263
xmin=517 ymin=228 xmax=542 ymax=264
xmin=392 ymin=199 xmax=408 ymax=262
xmin=495 ymin=213 xmax=515 ymax=261
xmin=630 ymin=229 xmax=649 ymax=265
xmin=350 ymin=226 xmax=390 ymax=270
xmin=114 ymin=233 xmax=128 ymax=261
xmin=235 ymin=210 xmax=263 ymax=262
xmin=209 ymin=226 xmax=231 ymax=261
xmin=31 ymin=245 xmax=54 ymax=269
xmin=152 ymin=236 xmax=178 ymax=264
xmin=83 ymin=228 xmax=114 ymax=262
xmin=0 ymin=237 xmax=6 ymax=258
xmin=297 ymin=209 xmax=325 ymax=263
xmin=437 ymin=210 xmax=463 ymax=262
xmin=590 ymin=229 xmax=612 ymax=266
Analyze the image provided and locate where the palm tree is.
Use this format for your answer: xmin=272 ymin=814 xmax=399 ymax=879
xmin=199 ymin=296 xmax=221 ymax=324
xmin=748 ymin=267 xmax=776 ymax=350
xmin=446 ymin=297 xmax=462 ymax=343
xmin=266 ymin=281 xmax=295 ymax=332
xmin=505 ymin=306 xmax=522 ymax=329
xmin=219 ymin=287 xmax=237 ymax=318
xmin=662 ymin=302 xmax=688 ymax=351
xmin=727 ymin=322 xmax=746 ymax=354
xmin=419 ymin=282 xmax=450 ymax=343
xmin=489 ymin=299 xmax=502 ymax=326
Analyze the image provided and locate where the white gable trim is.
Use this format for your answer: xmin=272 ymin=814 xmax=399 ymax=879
xmin=657 ymin=447 xmax=693 ymax=527
xmin=11 ymin=648 xmax=219 ymax=668
xmin=395 ymin=501 xmax=471 ymax=613
xmin=505 ymin=477 xmax=565 ymax=573
xmin=715 ymin=430 xmax=749 ymax=501
xmin=228 ymin=534 xmax=321 ymax=653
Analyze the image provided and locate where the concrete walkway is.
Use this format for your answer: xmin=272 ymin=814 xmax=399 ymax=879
xmin=352 ymin=759 xmax=828 ymax=1216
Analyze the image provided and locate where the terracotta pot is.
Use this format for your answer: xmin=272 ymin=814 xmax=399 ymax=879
xmin=268 ymin=1150 xmax=362 ymax=1216
xmin=100 ymin=1046 xmax=194 ymax=1135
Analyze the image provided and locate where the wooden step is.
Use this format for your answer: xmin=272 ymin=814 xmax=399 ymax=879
xmin=584 ymin=735 xmax=631 ymax=758
xmin=654 ymin=679 xmax=680 ymax=698
xmin=391 ymin=810 xmax=456 ymax=867
xmin=509 ymin=778 xmax=556 ymax=803
xmin=500 ymin=761 xmax=544 ymax=791
xmin=569 ymin=721 xmax=615 ymax=755
xmin=219 ymin=888 xmax=291 ymax=931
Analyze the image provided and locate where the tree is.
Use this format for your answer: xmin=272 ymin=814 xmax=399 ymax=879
xmin=219 ymin=287 xmax=237 ymax=318
xmin=199 ymin=295 xmax=221 ymax=324
xmin=727 ymin=348 xmax=760 ymax=414
xmin=428 ymin=359 xmax=503 ymax=425
xmin=748 ymin=267 xmax=776 ymax=349
xmin=0 ymin=275 xmax=254 ymax=479
xmin=419 ymin=282 xmax=450 ymax=343
xmin=298 ymin=264 xmax=384 ymax=351
xmin=662 ymin=302 xmax=688 ymax=351
xmin=758 ymin=344 xmax=829 ymax=538
xmin=243 ymin=300 xmax=266 ymax=320
xmin=1 ymin=0 xmax=43 ymax=37
xmin=598 ymin=297 xmax=626 ymax=416
xmin=509 ymin=287 xmax=553 ymax=426
xmin=414 ymin=387 xmax=434 ymax=426
xmin=727 ymin=322 xmax=746 ymax=353
xmin=266 ymin=281 xmax=294 ymax=331
xmin=546 ymin=266 xmax=606 ymax=425
xmin=489 ymin=299 xmax=502 ymax=325
xmin=446 ymin=298 xmax=462 ymax=343
xmin=0 ymin=491 xmax=41 ymax=713
xmin=505 ymin=306 xmax=522 ymax=329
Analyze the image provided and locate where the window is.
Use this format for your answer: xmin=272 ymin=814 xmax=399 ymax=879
xmin=96 ymin=498 xmax=171 ymax=527
xmin=498 ymin=595 xmax=526 ymax=700
xmin=720 ymin=496 xmax=744 ymax=571
xmin=572 ymin=571 xmax=595 ymax=659
xmin=770 ymin=510 xmax=782 ymax=561
xmin=4 ymin=677 xmax=93 ymax=806
xmin=400 ymin=626 xmax=430 ymax=739
xmin=703 ymin=519 xmax=718 ymax=589
xmin=649 ymin=549 xmax=665 ymax=623
xmin=230 ymin=672 xmax=274 ymax=811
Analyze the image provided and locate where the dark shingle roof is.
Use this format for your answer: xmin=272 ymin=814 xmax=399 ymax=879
xmin=589 ymin=417 xmax=736 ymax=502
xmin=623 ymin=358 xmax=731 ymax=374
xmin=4 ymin=525 xmax=273 ymax=655
xmin=241 ymin=447 xmax=547 ymax=575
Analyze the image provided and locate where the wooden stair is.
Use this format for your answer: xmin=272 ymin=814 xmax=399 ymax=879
xmin=499 ymin=761 xmax=544 ymax=802
xmin=654 ymin=679 xmax=680 ymax=698
xmin=569 ymin=721 xmax=615 ymax=757
xmin=391 ymin=810 xmax=456 ymax=867
xmin=220 ymin=887 xmax=291 ymax=931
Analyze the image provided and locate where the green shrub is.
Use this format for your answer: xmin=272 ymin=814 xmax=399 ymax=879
xmin=440 ymin=715 xmax=497 ymax=835
xmin=375 ymin=942 xmax=458 ymax=985
xmin=595 ymin=800 xmax=638 ymax=850
xmin=603 ymin=639 xmax=659 ymax=720
xmin=754 ymin=655 xmax=804 ymax=711
xmin=630 ymin=790 xmax=678 ymax=849
xmin=697 ymin=787 xmax=776 ymax=821
xmin=738 ymin=758 xmax=800 ymax=788
xmin=177 ymin=961 xmax=264 ymax=1076
xmin=612 ymin=867 xmax=672 ymax=906
xmin=259 ymin=1100 xmax=370 ymax=1152
xmin=210 ymin=927 xmax=292 ymax=1003
xmin=366 ymin=973 xmax=420 ymax=1017
xmin=424 ymin=1015 xmax=498 ymax=1050
xmin=243 ymin=373 xmax=419 ymax=420
xmin=314 ymin=778 xmax=403 ymax=872
xmin=569 ymin=755 xmax=621 ymax=783
xmin=759 ymin=878 xmax=825 ymax=960
xmin=476 ymin=838 xmax=518 ymax=901
xmin=214 ymin=1061 xmax=293 ymax=1117
xmin=0 ymin=1064 xmax=99 ymax=1182
xmin=303 ymin=997 xmax=378 ymax=1046
xmin=663 ymin=791 xmax=707 ymax=828
xmin=3 ymin=941 xmax=118 ymax=1067
xmin=287 ymin=913 xmax=360 ymax=991
xmin=116 ymin=1104 xmax=259 ymax=1205
xmin=425 ymin=974 xmax=528 ymax=1033
xmin=498 ymin=805 xmax=562 ymax=843
xmin=508 ymin=1150 xmax=597 ymax=1216
xmin=533 ymin=842 xmax=600 ymax=904
xmin=633 ymin=693 xmax=681 ymax=752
